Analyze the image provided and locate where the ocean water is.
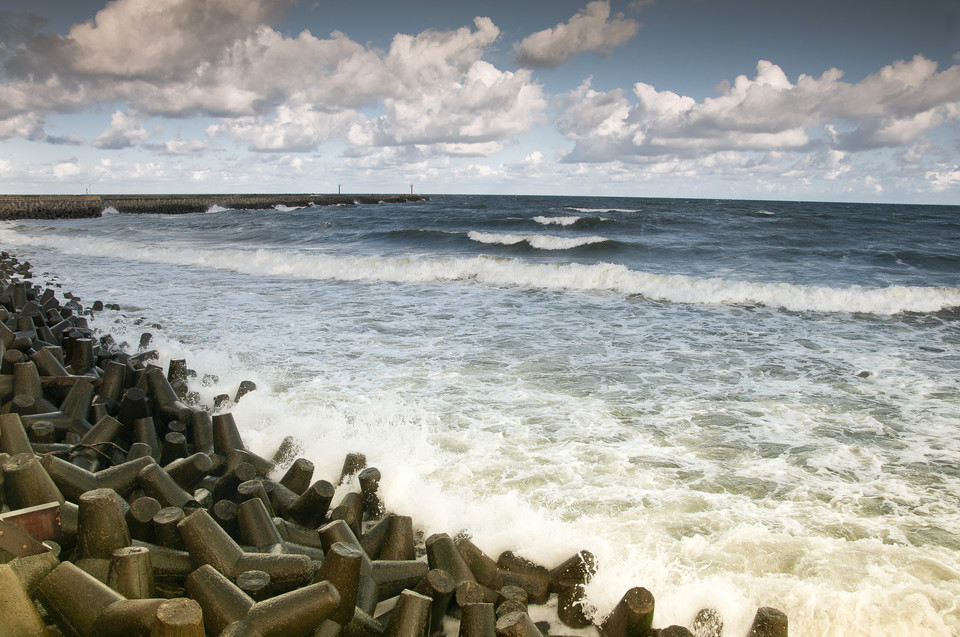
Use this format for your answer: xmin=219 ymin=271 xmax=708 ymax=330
xmin=2 ymin=195 xmax=960 ymax=636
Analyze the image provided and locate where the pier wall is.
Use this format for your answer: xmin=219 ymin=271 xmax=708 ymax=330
xmin=0 ymin=194 xmax=426 ymax=220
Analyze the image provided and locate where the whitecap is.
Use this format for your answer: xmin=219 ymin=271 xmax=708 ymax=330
xmin=467 ymin=231 xmax=609 ymax=250
xmin=533 ymin=216 xmax=583 ymax=226
xmin=2 ymin=226 xmax=957 ymax=315
xmin=567 ymin=207 xmax=639 ymax=213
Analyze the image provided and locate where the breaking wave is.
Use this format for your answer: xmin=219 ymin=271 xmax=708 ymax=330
xmin=3 ymin=226 xmax=957 ymax=316
xmin=467 ymin=231 xmax=610 ymax=250
xmin=533 ymin=215 xmax=610 ymax=227
xmin=567 ymin=207 xmax=640 ymax=214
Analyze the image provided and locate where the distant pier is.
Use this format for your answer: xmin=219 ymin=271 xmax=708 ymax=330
xmin=0 ymin=193 xmax=427 ymax=220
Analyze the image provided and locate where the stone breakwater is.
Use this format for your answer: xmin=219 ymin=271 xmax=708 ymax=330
xmin=0 ymin=194 xmax=428 ymax=220
xmin=0 ymin=250 xmax=788 ymax=637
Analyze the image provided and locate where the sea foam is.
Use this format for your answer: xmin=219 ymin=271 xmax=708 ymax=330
xmin=533 ymin=215 xmax=585 ymax=226
xmin=567 ymin=207 xmax=640 ymax=213
xmin=467 ymin=230 xmax=610 ymax=250
xmin=1 ymin=226 xmax=958 ymax=316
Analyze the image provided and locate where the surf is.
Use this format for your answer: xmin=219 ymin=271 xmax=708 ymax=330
xmin=2 ymin=224 xmax=957 ymax=316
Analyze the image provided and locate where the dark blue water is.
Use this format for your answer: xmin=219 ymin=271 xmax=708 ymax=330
xmin=104 ymin=196 xmax=960 ymax=289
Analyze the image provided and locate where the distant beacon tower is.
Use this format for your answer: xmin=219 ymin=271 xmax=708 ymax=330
xmin=410 ymin=184 xmax=414 ymax=195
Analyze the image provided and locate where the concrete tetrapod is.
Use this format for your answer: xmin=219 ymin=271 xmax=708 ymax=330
xmin=384 ymin=589 xmax=432 ymax=637
xmin=494 ymin=611 xmax=542 ymax=637
xmin=315 ymin=542 xmax=363 ymax=625
xmin=458 ymin=602 xmax=496 ymax=637
xmin=748 ymin=607 xmax=788 ymax=637
xmin=177 ymin=507 xmax=315 ymax=595
xmin=0 ymin=562 xmax=51 ymax=637
xmin=40 ymin=453 xmax=154 ymax=503
xmin=414 ymin=568 xmax=455 ymax=637
xmin=598 ymin=587 xmax=656 ymax=637
xmin=185 ymin=563 xmax=341 ymax=637
xmin=35 ymin=560 xmax=192 ymax=637
xmin=319 ymin=518 xmax=379 ymax=615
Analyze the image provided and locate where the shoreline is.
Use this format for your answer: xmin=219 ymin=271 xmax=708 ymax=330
xmin=0 ymin=250 xmax=787 ymax=637
xmin=0 ymin=194 xmax=428 ymax=220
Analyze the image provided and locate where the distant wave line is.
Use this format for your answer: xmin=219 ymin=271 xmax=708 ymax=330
xmin=533 ymin=215 xmax=611 ymax=226
xmin=567 ymin=207 xmax=640 ymax=213
xmin=467 ymin=231 xmax=609 ymax=250
xmin=2 ymin=225 xmax=958 ymax=315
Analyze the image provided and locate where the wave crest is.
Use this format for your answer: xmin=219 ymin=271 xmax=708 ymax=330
xmin=533 ymin=215 xmax=610 ymax=227
xmin=567 ymin=207 xmax=639 ymax=213
xmin=2 ymin=226 xmax=957 ymax=316
xmin=468 ymin=231 xmax=609 ymax=250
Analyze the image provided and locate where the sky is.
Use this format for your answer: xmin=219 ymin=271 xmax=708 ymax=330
xmin=1 ymin=0 xmax=959 ymax=203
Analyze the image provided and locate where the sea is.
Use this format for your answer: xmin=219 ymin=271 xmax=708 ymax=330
xmin=1 ymin=194 xmax=959 ymax=636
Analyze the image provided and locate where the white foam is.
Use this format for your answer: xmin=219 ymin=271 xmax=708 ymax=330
xmin=1 ymin=226 xmax=958 ymax=315
xmin=568 ymin=207 xmax=639 ymax=213
xmin=467 ymin=231 xmax=609 ymax=250
xmin=205 ymin=204 xmax=232 ymax=213
xmin=274 ymin=204 xmax=304 ymax=212
xmin=28 ymin=224 xmax=959 ymax=637
xmin=83 ymin=308 xmax=960 ymax=636
xmin=100 ymin=207 xmax=120 ymax=216
xmin=533 ymin=216 xmax=583 ymax=226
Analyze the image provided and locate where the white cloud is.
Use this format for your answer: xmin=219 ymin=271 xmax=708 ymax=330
xmin=152 ymin=139 xmax=212 ymax=156
xmin=3 ymin=5 xmax=542 ymax=159
xmin=93 ymin=110 xmax=150 ymax=149
xmin=386 ymin=17 xmax=500 ymax=91
xmin=3 ymin=1 xmax=958 ymax=199
xmin=0 ymin=112 xmax=46 ymax=140
xmin=53 ymin=159 xmax=83 ymax=179
xmin=558 ymin=56 xmax=960 ymax=163
xmin=55 ymin=0 xmax=291 ymax=79
xmin=926 ymin=165 xmax=960 ymax=191
xmin=436 ymin=142 xmax=507 ymax=157
xmin=212 ymin=98 xmax=362 ymax=151
xmin=515 ymin=1 xmax=640 ymax=68
xmin=360 ymin=61 xmax=545 ymax=152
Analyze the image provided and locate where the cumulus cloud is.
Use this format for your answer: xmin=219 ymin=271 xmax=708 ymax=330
xmin=1 ymin=3 xmax=542 ymax=158
xmin=211 ymin=98 xmax=363 ymax=152
xmin=356 ymin=61 xmax=545 ymax=153
xmin=515 ymin=1 xmax=640 ymax=68
xmin=0 ymin=112 xmax=46 ymax=141
xmin=558 ymin=56 xmax=960 ymax=162
xmin=149 ymin=139 xmax=212 ymax=156
xmin=5 ymin=0 xmax=292 ymax=80
xmin=53 ymin=159 xmax=83 ymax=180
xmin=93 ymin=110 xmax=150 ymax=149
xmin=926 ymin=165 xmax=960 ymax=191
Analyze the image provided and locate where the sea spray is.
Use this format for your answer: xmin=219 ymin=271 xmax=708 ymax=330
xmin=80 ymin=308 xmax=960 ymax=634
xmin=2 ymin=193 xmax=959 ymax=636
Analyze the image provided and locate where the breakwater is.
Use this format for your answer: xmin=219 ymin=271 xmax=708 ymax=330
xmin=0 ymin=194 xmax=427 ymax=220
xmin=0 ymin=250 xmax=787 ymax=637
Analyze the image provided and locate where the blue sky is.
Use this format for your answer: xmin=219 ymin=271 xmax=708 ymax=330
xmin=1 ymin=0 xmax=959 ymax=202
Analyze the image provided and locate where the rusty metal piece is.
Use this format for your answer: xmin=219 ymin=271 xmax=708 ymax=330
xmin=0 ymin=501 xmax=61 ymax=556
